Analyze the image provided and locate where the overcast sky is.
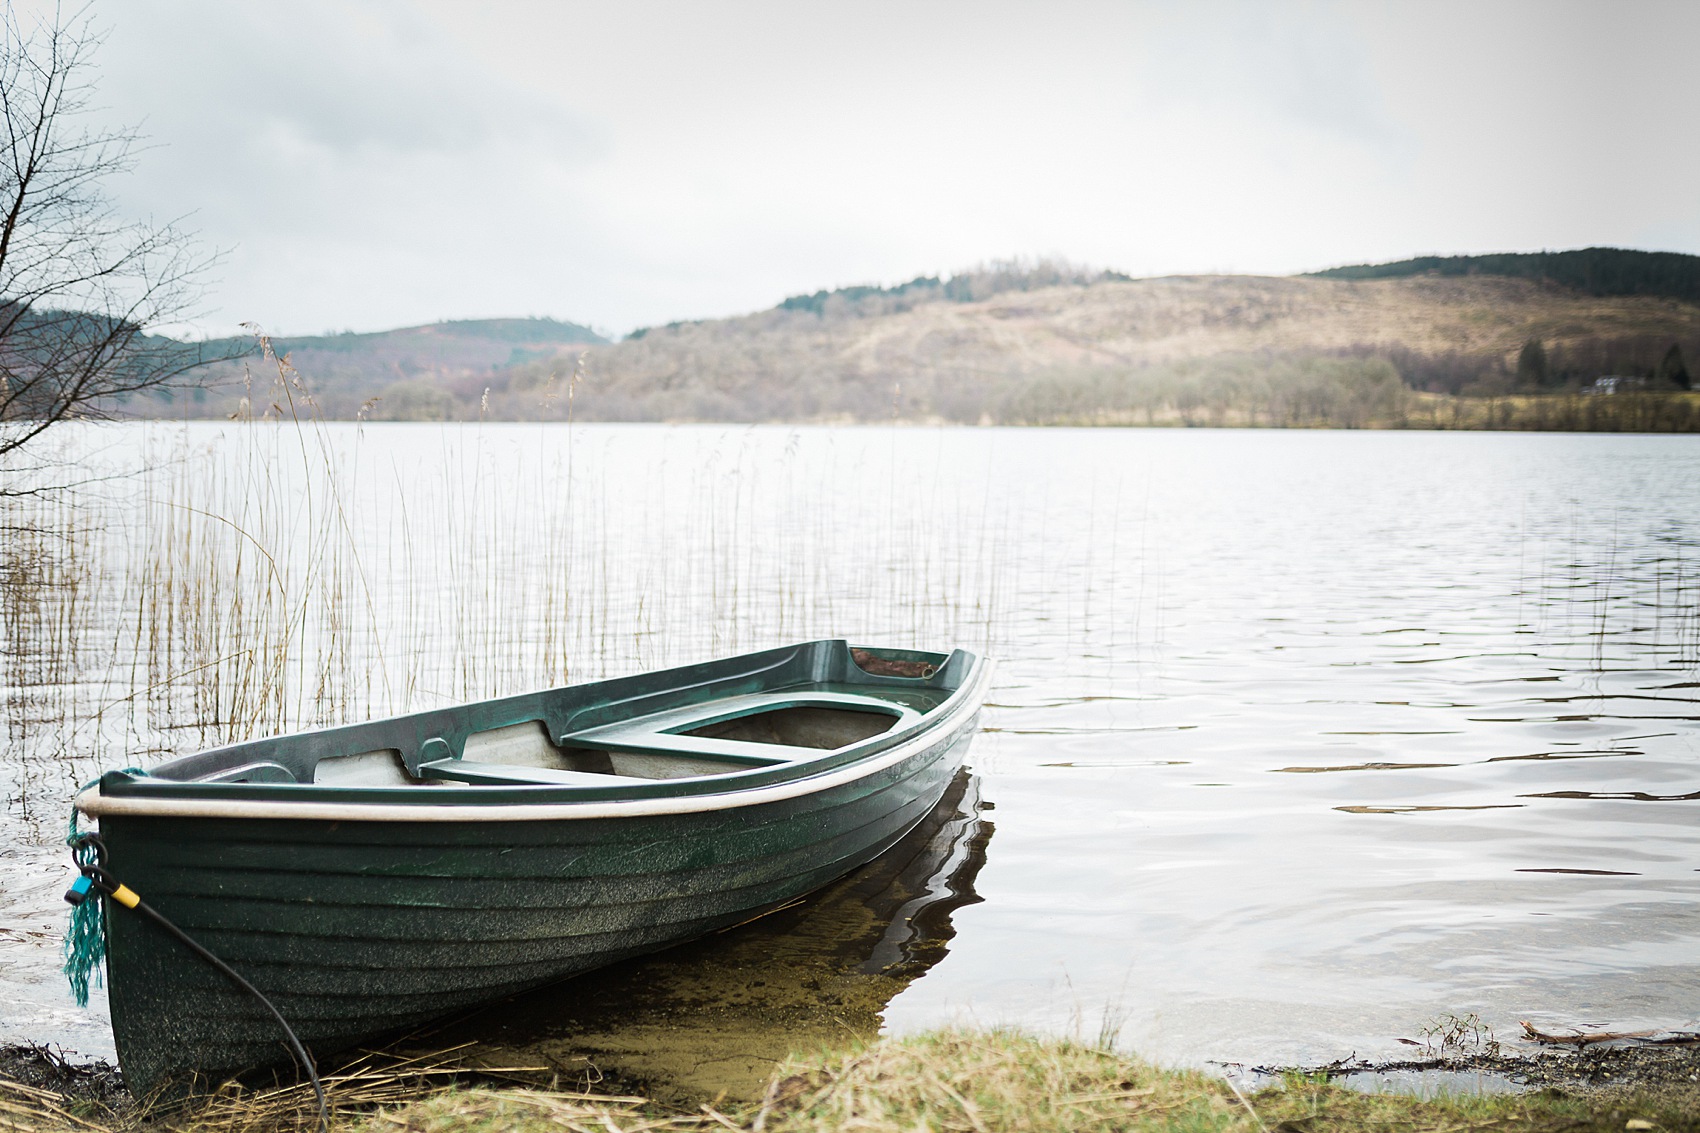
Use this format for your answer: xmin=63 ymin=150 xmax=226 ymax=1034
xmin=43 ymin=0 xmax=1700 ymax=337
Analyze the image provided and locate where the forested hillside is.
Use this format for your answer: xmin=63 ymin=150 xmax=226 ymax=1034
xmin=1310 ymin=247 xmax=1700 ymax=303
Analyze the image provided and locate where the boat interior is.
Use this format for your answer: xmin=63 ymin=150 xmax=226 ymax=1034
xmin=406 ymin=689 xmax=923 ymax=788
xmin=126 ymin=642 xmax=972 ymax=792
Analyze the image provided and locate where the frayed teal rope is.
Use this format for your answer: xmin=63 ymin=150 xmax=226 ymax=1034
xmin=62 ymin=873 xmax=104 ymax=1007
xmin=63 ymin=770 xmax=143 ymax=1008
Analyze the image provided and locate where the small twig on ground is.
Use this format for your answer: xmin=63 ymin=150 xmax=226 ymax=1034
xmin=1520 ymin=1021 xmax=1658 ymax=1046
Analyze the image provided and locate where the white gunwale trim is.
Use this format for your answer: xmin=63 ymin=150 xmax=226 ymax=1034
xmin=78 ymin=662 xmax=992 ymax=825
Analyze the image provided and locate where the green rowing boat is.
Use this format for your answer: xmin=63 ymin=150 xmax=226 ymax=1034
xmin=72 ymin=640 xmax=991 ymax=1093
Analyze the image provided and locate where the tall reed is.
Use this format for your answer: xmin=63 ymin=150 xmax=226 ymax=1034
xmin=2 ymin=354 xmax=1039 ymax=837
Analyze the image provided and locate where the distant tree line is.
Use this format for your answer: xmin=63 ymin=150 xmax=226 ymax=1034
xmin=978 ymin=355 xmax=1411 ymax=429
xmin=625 ymin=259 xmax=1132 ymax=339
xmin=971 ymin=353 xmax=1696 ymax=431
xmin=1534 ymin=337 xmax=1690 ymax=390
xmin=468 ymin=349 xmax=1694 ymax=432
xmin=766 ymin=259 xmax=1130 ymax=320
xmin=109 ymin=331 xmax=1700 ymax=433
xmin=1309 ymin=247 xmax=1700 ymax=304
xmin=1335 ymin=334 xmax=1697 ymax=395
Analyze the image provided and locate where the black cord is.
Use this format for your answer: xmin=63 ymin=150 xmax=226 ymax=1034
xmin=72 ymin=844 xmax=328 ymax=1132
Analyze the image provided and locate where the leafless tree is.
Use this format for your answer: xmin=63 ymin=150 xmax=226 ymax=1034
xmin=0 ymin=4 xmax=222 ymax=478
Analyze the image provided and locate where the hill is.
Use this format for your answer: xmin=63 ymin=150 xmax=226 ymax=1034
xmin=110 ymin=256 xmax=1700 ymax=429
xmin=494 ymin=271 xmax=1700 ymax=427
xmin=114 ymin=317 xmax=605 ymax=419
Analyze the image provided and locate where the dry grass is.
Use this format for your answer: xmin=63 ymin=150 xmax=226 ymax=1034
xmin=0 ymin=1078 xmax=107 ymax=1133
xmin=6 ymin=1030 xmax=1699 ymax=1133
xmin=0 ymin=1044 xmax=652 ymax=1133
xmin=746 ymin=1030 xmax=1237 ymax=1132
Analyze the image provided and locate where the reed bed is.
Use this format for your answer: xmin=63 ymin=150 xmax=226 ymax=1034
xmin=2 ymin=345 xmax=1080 ymax=837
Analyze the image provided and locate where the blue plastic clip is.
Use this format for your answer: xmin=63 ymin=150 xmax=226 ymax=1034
xmin=64 ymin=875 xmax=94 ymax=906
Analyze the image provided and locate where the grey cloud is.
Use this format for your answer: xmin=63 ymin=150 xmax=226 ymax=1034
xmin=103 ymin=0 xmax=599 ymax=160
xmin=1141 ymin=1 xmax=1406 ymax=150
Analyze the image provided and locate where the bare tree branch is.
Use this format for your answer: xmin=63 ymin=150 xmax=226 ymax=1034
xmin=0 ymin=3 xmax=229 ymax=476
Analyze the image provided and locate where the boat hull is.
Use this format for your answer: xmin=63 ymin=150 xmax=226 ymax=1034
xmin=97 ymin=704 xmax=979 ymax=1091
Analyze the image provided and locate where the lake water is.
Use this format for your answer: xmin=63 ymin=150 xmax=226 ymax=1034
xmin=2 ymin=423 xmax=1697 ymax=1088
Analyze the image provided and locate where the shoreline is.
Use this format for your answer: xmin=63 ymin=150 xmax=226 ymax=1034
xmin=1263 ymin=1040 xmax=1700 ymax=1099
xmin=79 ymin=388 xmax=1700 ymax=434
xmin=6 ymin=1029 xmax=1700 ymax=1133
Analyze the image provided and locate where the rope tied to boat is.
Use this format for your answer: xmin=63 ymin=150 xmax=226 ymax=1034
xmin=62 ymin=827 xmax=327 ymax=1133
xmin=62 ymin=771 xmax=139 ymax=1007
xmin=62 ymin=835 xmax=110 ymax=1006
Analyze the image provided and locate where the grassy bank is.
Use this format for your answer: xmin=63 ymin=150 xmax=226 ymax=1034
xmin=6 ymin=1030 xmax=1699 ymax=1133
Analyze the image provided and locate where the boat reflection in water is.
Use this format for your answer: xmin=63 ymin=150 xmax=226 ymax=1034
xmin=426 ymin=769 xmax=993 ymax=1103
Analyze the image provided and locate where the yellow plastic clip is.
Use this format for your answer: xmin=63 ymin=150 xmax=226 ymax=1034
xmin=109 ymin=884 xmax=140 ymax=909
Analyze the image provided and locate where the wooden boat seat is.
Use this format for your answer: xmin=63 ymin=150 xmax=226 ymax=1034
xmin=416 ymin=759 xmax=628 ymax=788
